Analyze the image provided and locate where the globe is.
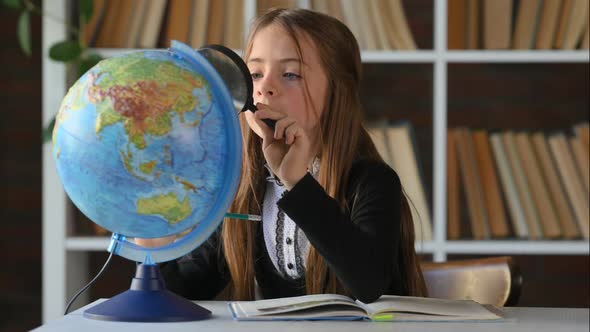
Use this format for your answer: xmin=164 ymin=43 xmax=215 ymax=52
xmin=52 ymin=41 xmax=242 ymax=265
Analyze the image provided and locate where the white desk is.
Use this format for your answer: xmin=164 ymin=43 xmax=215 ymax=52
xmin=34 ymin=300 xmax=589 ymax=332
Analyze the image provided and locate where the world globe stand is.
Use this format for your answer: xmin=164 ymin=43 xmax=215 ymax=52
xmin=83 ymin=234 xmax=213 ymax=321
xmin=83 ymin=263 xmax=211 ymax=322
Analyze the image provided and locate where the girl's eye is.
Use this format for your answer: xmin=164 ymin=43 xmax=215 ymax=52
xmin=251 ymin=73 xmax=262 ymax=80
xmin=283 ymin=72 xmax=301 ymax=80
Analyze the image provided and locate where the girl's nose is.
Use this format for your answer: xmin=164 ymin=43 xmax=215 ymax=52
xmin=256 ymin=77 xmax=277 ymax=97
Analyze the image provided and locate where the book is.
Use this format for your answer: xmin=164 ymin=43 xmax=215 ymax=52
xmin=512 ymin=0 xmax=542 ymax=49
xmin=387 ymin=0 xmax=417 ymax=50
xmin=490 ymin=133 xmax=529 ymax=238
xmin=368 ymin=123 xmax=432 ymax=242
xmin=94 ymin=0 xmax=120 ymax=47
xmin=206 ymin=0 xmax=225 ymax=44
xmin=530 ymin=132 xmax=580 ymax=238
xmin=483 ymin=0 xmax=513 ymax=49
xmin=311 ymin=0 xmax=330 ymax=14
xmin=466 ymin=0 xmax=481 ymax=49
xmin=552 ymin=0 xmax=587 ymax=49
xmin=378 ymin=0 xmax=405 ymax=49
xmin=226 ymin=0 xmax=245 ymax=49
xmin=352 ymin=0 xmax=378 ymax=50
xmin=164 ymin=0 xmax=192 ymax=46
xmin=340 ymin=0 xmax=367 ymax=49
xmin=515 ymin=132 xmax=562 ymax=238
xmin=548 ymin=133 xmax=590 ymax=239
xmin=367 ymin=125 xmax=392 ymax=166
xmin=367 ymin=0 xmax=391 ymax=50
xmin=326 ymin=0 xmax=345 ymax=22
xmin=228 ymin=294 xmax=504 ymax=322
xmin=189 ymin=0 xmax=210 ymax=48
xmin=454 ymin=128 xmax=490 ymax=239
xmin=110 ymin=0 xmax=138 ymax=48
xmin=385 ymin=122 xmax=433 ymax=242
xmin=573 ymin=122 xmax=590 ymax=150
xmin=83 ymin=0 xmax=106 ymax=47
xmin=124 ymin=0 xmax=149 ymax=48
xmin=447 ymin=130 xmax=461 ymax=239
xmin=473 ymin=130 xmax=510 ymax=238
xmin=311 ymin=0 xmax=346 ymax=22
xmin=535 ymin=0 xmax=563 ymax=49
xmin=503 ymin=132 xmax=544 ymax=239
xmin=554 ymin=0 xmax=572 ymax=47
xmin=137 ymin=0 xmax=167 ymax=48
xmin=257 ymin=0 xmax=298 ymax=17
xmin=569 ymin=136 xmax=589 ymax=195
xmin=448 ymin=0 xmax=467 ymax=49
xmin=560 ymin=0 xmax=589 ymax=49
xmin=582 ymin=18 xmax=590 ymax=49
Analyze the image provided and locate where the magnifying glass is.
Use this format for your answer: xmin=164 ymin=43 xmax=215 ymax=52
xmin=198 ymin=44 xmax=276 ymax=129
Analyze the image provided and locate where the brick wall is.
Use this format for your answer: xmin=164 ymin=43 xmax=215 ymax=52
xmin=0 ymin=5 xmax=42 ymax=332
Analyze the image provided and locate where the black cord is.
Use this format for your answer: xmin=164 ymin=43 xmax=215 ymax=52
xmin=64 ymin=251 xmax=114 ymax=315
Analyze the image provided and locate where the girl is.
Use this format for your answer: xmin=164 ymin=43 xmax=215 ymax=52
xmin=151 ymin=8 xmax=427 ymax=303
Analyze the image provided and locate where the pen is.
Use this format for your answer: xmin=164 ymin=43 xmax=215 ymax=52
xmin=225 ymin=213 xmax=262 ymax=221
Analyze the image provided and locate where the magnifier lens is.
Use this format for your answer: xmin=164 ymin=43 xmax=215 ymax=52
xmin=198 ymin=47 xmax=249 ymax=113
xmin=198 ymin=45 xmax=275 ymax=129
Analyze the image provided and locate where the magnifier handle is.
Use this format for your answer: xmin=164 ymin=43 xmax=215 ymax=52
xmin=262 ymin=118 xmax=277 ymax=130
xmin=248 ymin=104 xmax=276 ymax=130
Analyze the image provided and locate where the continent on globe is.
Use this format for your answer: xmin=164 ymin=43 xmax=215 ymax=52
xmin=137 ymin=192 xmax=192 ymax=225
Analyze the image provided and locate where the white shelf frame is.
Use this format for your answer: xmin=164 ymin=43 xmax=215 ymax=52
xmin=42 ymin=0 xmax=68 ymax=323
xmin=444 ymin=241 xmax=590 ymax=255
xmin=42 ymin=0 xmax=590 ymax=323
xmin=93 ymin=48 xmax=590 ymax=63
xmin=64 ymin=237 xmax=590 ymax=257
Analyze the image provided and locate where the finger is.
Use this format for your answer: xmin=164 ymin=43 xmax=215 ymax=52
xmin=255 ymin=103 xmax=287 ymax=119
xmin=254 ymin=112 xmax=282 ymax=134
xmin=274 ymin=117 xmax=296 ymax=140
xmin=255 ymin=109 xmax=286 ymax=121
xmin=284 ymin=123 xmax=301 ymax=145
xmin=255 ymin=102 xmax=270 ymax=110
xmin=245 ymin=111 xmax=273 ymax=139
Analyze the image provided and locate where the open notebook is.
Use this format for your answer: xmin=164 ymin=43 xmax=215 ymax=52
xmin=228 ymin=294 xmax=504 ymax=322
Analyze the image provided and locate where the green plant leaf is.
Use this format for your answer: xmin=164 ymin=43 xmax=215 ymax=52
xmin=2 ymin=0 xmax=22 ymax=9
xmin=49 ymin=41 xmax=82 ymax=62
xmin=78 ymin=53 xmax=103 ymax=78
xmin=80 ymin=0 xmax=93 ymax=23
xmin=42 ymin=116 xmax=56 ymax=143
xmin=17 ymin=10 xmax=31 ymax=56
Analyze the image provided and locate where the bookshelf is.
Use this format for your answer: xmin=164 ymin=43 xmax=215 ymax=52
xmin=42 ymin=0 xmax=589 ymax=323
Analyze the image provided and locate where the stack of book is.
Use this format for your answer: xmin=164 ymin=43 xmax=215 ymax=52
xmin=83 ymin=0 xmax=418 ymax=51
xmin=448 ymin=0 xmax=589 ymax=50
xmin=447 ymin=123 xmax=589 ymax=240
xmin=84 ymin=0 xmax=245 ymax=50
xmin=310 ymin=0 xmax=417 ymax=50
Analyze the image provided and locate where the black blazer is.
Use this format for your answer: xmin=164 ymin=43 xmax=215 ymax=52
xmin=161 ymin=158 xmax=407 ymax=303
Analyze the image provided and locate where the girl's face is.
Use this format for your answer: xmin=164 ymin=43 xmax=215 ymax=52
xmin=246 ymin=24 xmax=328 ymax=136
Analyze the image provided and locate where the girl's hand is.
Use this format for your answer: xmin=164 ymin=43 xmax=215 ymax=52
xmin=252 ymin=103 xmax=317 ymax=189
xmin=133 ymin=235 xmax=176 ymax=248
xmin=133 ymin=227 xmax=193 ymax=248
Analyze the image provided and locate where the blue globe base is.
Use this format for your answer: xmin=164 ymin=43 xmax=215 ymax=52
xmin=83 ymin=264 xmax=211 ymax=322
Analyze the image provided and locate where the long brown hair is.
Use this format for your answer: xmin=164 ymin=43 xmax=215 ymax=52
xmin=221 ymin=8 xmax=427 ymax=300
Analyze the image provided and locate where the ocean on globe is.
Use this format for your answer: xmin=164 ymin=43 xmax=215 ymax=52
xmin=52 ymin=45 xmax=242 ymax=242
